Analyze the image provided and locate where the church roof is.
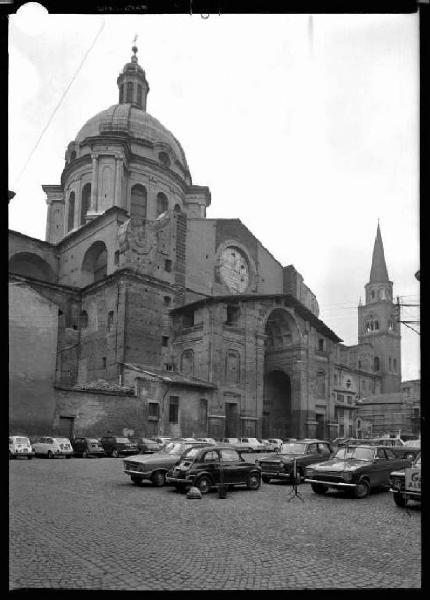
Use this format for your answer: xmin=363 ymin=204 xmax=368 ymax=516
xmin=75 ymin=104 xmax=189 ymax=172
xmin=369 ymin=223 xmax=389 ymax=282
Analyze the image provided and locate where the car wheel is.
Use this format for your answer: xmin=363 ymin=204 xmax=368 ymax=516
xmin=354 ymin=480 xmax=370 ymax=499
xmin=47 ymin=451 xmax=54 ymax=459
xmin=262 ymin=475 xmax=271 ymax=484
xmin=66 ymin=455 xmax=72 ymax=459
xmin=27 ymin=456 xmax=32 ymax=460
xmin=311 ymin=483 xmax=328 ymax=495
xmin=195 ymin=475 xmax=212 ymax=494
xmin=131 ymin=476 xmax=143 ymax=486
xmin=151 ymin=471 xmax=166 ymax=487
xmin=111 ymin=449 xmax=119 ymax=458
xmin=82 ymin=451 xmax=88 ymax=459
xmin=246 ymin=472 xmax=261 ymax=490
xmin=393 ymin=492 xmax=407 ymax=508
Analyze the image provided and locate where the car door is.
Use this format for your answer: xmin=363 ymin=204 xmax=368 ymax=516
xmin=201 ymin=450 xmax=221 ymax=485
xmin=370 ymin=447 xmax=392 ymax=487
xmin=220 ymin=448 xmax=248 ymax=483
xmin=384 ymin=447 xmax=409 ymax=480
xmin=303 ymin=443 xmax=320 ymax=468
xmin=317 ymin=442 xmax=332 ymax=463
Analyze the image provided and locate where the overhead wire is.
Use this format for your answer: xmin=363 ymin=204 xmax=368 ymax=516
xmin=12 ymin=20 xmax=106 ymax=190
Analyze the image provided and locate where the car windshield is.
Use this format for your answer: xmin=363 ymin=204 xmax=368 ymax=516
xmin=279 ymin=443 xmax=307 ymax=455
xmin=162 ymin=442 xmax=186 ymax=455
xmin=335 ymin=447 xmax=374 ymax=461
xmin=116 ymin=438 xmax=130 ymax=443
xmin=16 ymin=437 xmax=30 ymax=444
xmin=181 ymin=447 xmax=202 ymax=460
xmin=88 ymin=439 xmax=100 ymax=444
xmin=55 ymin=438 xmax=70 ymax=444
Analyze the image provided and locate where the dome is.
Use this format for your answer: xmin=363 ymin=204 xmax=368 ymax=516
xmin=75 ymin=104 xmax=190 ymax=173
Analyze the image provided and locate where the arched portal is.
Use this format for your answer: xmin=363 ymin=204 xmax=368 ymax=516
xmin=9 ymin=252 xmax=56 ymax=283
xmin=81 ymin=241 xmax=108 ymax=286
xmin=262 ymin=370 xmax=292 ymax=439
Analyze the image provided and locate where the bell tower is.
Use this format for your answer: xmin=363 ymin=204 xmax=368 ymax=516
xmin=358 ymin=223 xmax=401 ymax=392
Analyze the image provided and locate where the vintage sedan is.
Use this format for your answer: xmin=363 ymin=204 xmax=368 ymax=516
xmin=166 ymin=446 xmax=262 ymax=494
xmin=305 ymin=445 xmax=413 ymax=499
xmin=32 ymin=437 xmax=74 ymax=458
xmin=390 ymin=452 xmax=421 ymax=508
xmin=128 ymin=436 xmax=162 ymax=454
xmin=123 ymin=441 xmax=211 ymax=487
xmin=9 ymin=436 xmax=34 ymax=459
xmin=256 ymin=439 xmax=332 ymax=484
xmin=268 ymin=438 xmax=283 ymax=452
xmin=100 ymin=436 xmax=139 ymax=457
xmin=71 ymin=437 xmax=105 ymax=458
xmin=219 ymin=438 xmax=253 ymax=453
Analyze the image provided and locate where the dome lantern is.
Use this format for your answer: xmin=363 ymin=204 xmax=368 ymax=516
xmin=117 ymin=40 xmax=150 ymax=111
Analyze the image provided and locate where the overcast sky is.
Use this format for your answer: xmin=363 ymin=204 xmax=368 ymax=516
xmin=9 ymin=6 xmax=420 ymax=381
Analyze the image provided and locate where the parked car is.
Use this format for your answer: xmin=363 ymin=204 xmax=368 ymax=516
xmin=123 ymin=441 xmax=211 ymax=487
xmin=128 ymin=437 xmax=162 ymax=454
xmin=71 ymin=437 xmax=105 ymax=458
xmin=219 ymin=438 xmax=253 ymax=453
xmin=100 ymin=436 xmax=139 ymax=457
xmin=240 ymin=438 xmax=266 ymax=453
xmin=9 ymin=436 xmax=34 ymax=459
xmin=166 ymin=445 xmax=262 ymax=494
xmin=196 ymin=437 xmax=217 ymax=445
xmin=259 ymin=439 xmax=275 ymax=452
xmin=32 ymin=437 xmax=73 ymax=458
xmin=390 ymin=452 xmax=421 ymax=508
xmin=305 ymin=444 xmax=414 ymax=499
xmin=268 ymin=438 xmax=283 ymax=452
xmin=256 ymin=439 xmax=332 ymax=484
xmin=152 ymin=437 xmax=171 ymax=448
xmin=404 ymin=439 xmax=421 ymax=448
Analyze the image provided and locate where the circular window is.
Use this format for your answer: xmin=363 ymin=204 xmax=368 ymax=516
xmin=219 ymin=246 xmax=249 ymax=293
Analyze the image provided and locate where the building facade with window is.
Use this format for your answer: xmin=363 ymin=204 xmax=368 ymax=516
xmin=9 ymin=46 xmax=405 ymax=441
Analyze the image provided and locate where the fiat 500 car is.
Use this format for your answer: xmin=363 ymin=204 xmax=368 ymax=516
xmin=305 ymin=444 xmax=413 ymax=499
xmin=390 ymin=452 xmax=421 ymax=508
xmin=100 ymin=436 xmax=139 ymax=457
xmin=71 ymin=437 xmax=105 ymax=457
xmin=123 ymin=441 xmax=211 ymax=487
xmin=9 ymin=436 xmax=34 ymax=459
xmin=32 ymin=437 xmax=74 ymax=458
xmin=166 ymin=446 xmax=262 ymax=494
xmin=256 ymin=439 xmax=332 ymax=484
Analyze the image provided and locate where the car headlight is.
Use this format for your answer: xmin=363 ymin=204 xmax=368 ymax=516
xmin=342 ymin=471 xmax=353 ymax=482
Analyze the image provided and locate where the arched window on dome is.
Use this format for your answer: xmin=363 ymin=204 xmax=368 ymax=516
xmin=137 ymin=85 xmax=142 ymax=108
xmin=119 ymin=84 xmax=124 ymax=103
xmin=126 ymin=82 xmax=133 ymax=103
xmin=174 ymin=203 xmax=181 ymax=213
xmin=156 ymin=192 xmax=168 ymax=217
xmin=80 ymin=183 xmax=91 ymax=225
xmin=130 ymin=184 xmax=147 ymax=219
xmin=67 ymin=192 xmax=75 ymax=232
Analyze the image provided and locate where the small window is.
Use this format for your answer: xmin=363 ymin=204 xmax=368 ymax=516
xmin=119 ymin=84 xmax=124 ymax=103
xmin=220 ymin=448 xmax=239 ymax=462
xmin=393 ymin=358 xmax=397 ymax=372
xmin=158 ymin=152 xmax=171 ymax=168
xmin=102 ymin=357 xmax=107 ymax=369
xmin=114 ymin=251 xmax=120 ymax=266
xmin=148 ymin=403 xmax=159 ymax=420
xmin=226 ymin=305 xmax=240 ymax=326
xmin=126 ymin=81 xmax=133 ymax=103
xmin=156 ymin=192 xmax=168 ymax=217
xmin=347 ymin=395 xmax=352 ymax=404
xmin=165 ymin=259 xmax=172 ymax=272
xmin=137 ymin=84 xmax=142 ymax=107
xmin=374 ymin=356 xmax=380 ymax=371
xmin=318 ymin=338 xmax=325 ymax=352
xmin=183 ymin=310 xmax=195 ymax=328
xmin=107 ymin=311 xmax=114 ymax=331
xmin=164 ymin=296 xmax=171 ymax=306
xmin=346 ymin=379 xmax=352 ymax=389
xmin=169 ymin=396 xmax=179 ymax=424
xmin=374 ymin=320 xmax=379 ymax=330
xmin=162 ymin=336 xmax=169 ymax=347
xmin=371 ymin=291 xmax=375 ymax=299
xmin=80 ymin=311 xmax=88 ymax=328
xmin=199 ymin=399 xmax=208 ymax=425
xmin=389 ymin=357 xmax=392 ymax=371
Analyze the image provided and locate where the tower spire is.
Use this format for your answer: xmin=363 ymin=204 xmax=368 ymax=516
xmin=369 ymin=222 xmax=389 ymax=282
xmin=117 ymin=38 xmax=150 ymax=111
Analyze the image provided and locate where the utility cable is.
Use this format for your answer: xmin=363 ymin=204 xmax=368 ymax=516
xmin=12 ymin=20 xmax=106 ymax=190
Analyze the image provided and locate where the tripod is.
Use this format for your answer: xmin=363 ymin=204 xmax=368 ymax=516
xmin=287 ymin=458 xmax=304 ymax=502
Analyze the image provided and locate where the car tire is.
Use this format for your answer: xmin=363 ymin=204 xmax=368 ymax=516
xmin=311 ymin=483 xmax=328 ymax=495
xmin=111 ymin=449 xmax=119 ymax=458
xmin=27 ymin=456 xmax=32 ymax=460
xmin=354 ymin=479 xmax=370 ymax=499
xmin=82 ymin=451 xmax=88 ymax=459
xmin=131 ymin=476 xmax=143 ymax=486
xmin=246 ymin=472 xmax=261 ymax=490
xmin=262 ymin=475 xmax=271 ymax=484
xmin=47 ymin=451 xmax=54 ymax=459
xmin=195 ymin=475 xmax=212 ymax=494
xmin=66 ymin=455 xmax=72 ymax=459
xmin=151 ymin=471 xmax=166 ymax=487
xmin=393 ymin=492 xmax=407 ymax=508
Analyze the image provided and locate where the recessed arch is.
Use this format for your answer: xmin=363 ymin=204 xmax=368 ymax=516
xmin=264 ymin=308 xmax=300 ymax=349
xmin=262 ymin=369 xmax=292 ymax=439
xmin=81 ymin=183 xmax=91 ymax=225
xmin=81 ymin=241 xmax=108 ymax=285
xmin=156 ymin=192 xmax=168 ymax=217
xmin=67 ymin=192 xmax=75 ymax=232
xmin=9 ymin=252 xmax=56 ymax=283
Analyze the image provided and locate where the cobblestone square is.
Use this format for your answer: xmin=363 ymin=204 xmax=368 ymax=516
xmin=9 ymin=455 xmax=421 ymax=590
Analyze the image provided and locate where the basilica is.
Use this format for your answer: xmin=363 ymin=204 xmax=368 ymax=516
xmin=9 ymin=46 xmax=402 ymax=441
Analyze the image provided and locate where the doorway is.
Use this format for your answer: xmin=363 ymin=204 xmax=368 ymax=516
xmin=58 ymin=416 xmax=75 ymax=439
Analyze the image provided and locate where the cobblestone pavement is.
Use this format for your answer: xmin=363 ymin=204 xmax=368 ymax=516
xmin=9 ymin=454 xmax=421 ymax=590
